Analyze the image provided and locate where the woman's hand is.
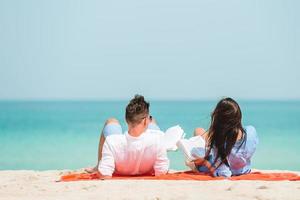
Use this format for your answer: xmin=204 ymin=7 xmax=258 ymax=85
xmin=193 ymin=158 xmax=215 ymax=176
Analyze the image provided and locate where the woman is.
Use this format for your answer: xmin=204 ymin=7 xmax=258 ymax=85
xmin=193 ymin=97 xmax=258 ymax=177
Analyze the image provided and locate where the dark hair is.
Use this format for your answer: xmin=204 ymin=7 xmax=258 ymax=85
xmin=205 ymin=97 xmax=246 ymax=168
xmin=125 ymin=95 xmax=150 ymax=125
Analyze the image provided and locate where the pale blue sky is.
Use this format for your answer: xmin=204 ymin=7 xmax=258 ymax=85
xmin=0 ymin=0 xmax=299 ymax=100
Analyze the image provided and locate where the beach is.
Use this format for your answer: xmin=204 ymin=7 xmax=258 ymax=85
xmin=1 ymin=0 xmax=300 ymax=198
xmin=1 ymin=101 xmax=300 ymax=200
xmin=1 ymin=170 xmax=300 ymax=200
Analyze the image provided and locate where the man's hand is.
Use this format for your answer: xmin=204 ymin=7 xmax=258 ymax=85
xmin=100 ymin=175 xmax=112 ymax=180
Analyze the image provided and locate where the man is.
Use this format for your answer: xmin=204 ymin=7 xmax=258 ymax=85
xmin=86 ymin=95 xmax=169 ymax=178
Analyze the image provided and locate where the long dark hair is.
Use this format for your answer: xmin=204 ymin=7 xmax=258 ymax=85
xmin=205 ymin=97 xmax=246 ymax=168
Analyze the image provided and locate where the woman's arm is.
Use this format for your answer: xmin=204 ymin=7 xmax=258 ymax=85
xmin=193 ymin=157 xmax=215 ymax=175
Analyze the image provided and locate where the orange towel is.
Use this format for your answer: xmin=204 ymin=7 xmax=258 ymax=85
xmin=60 ymin=171 xmax=300 ymax=182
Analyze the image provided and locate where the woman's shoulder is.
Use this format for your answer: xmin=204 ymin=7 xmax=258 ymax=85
xmin=244 ymin=125 xmax=256 ymax=134
xmin=244 ymin=125 xmax=257 ymax=136
xmin=243 ymin=125 xmax=259 ymax=148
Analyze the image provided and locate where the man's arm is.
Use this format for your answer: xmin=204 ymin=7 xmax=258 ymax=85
xmin=154 ymin=141 xmax=169 ymax=176
xmin=98 ymin=139 xmax=115 ymax=178
xmin=98 ymin=174 xmax=112 ymax=180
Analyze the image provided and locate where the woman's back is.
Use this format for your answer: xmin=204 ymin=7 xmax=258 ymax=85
xmin=220 ymin=125 xmax=259 ymax=176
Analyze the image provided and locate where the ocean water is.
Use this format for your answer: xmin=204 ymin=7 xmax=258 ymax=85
xmin=0 ymin=101 xmax=300 ymax=171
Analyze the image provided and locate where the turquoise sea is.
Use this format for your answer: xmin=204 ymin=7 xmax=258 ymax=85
xmin=0 ymin=101 xmax=300 ymax=171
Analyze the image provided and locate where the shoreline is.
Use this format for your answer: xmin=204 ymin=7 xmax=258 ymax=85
xmin=0 ymin=170 xmax=300 ymax=200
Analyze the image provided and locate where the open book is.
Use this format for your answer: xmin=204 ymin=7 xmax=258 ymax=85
xmin=176 ymin=136 xmax=206 ymax=161
xmin=161 ymin=125 xmax=185 ymax=151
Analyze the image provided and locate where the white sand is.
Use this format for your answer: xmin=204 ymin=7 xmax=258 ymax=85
xmin=0 ymin=170 xmax=300 ymax=200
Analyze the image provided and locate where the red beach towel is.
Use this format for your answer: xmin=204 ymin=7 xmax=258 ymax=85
xmin=60 ymin=171 xmax=300 ymax=182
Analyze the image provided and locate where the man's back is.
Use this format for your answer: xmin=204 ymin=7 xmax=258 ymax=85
xmin=98 ymin=129 xmax=169 ymax=176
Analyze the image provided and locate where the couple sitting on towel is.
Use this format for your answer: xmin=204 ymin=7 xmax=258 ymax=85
xmin=86 ymin=95 xmax=258 ymax=179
